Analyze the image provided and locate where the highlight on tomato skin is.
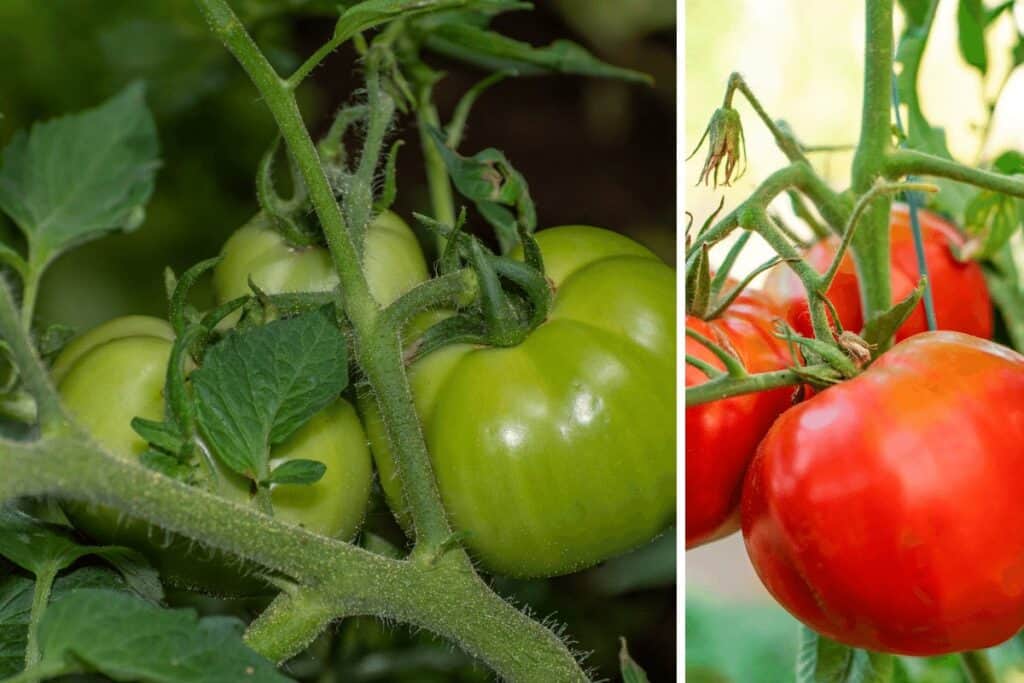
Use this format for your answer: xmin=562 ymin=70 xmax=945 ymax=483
xmin=685 ymin=287 xmax=793 ymax=549
xmin=741 ymin=331 xmax=1024 ymax=656
xmin=764 ymin=203 xmax=993 ymax=342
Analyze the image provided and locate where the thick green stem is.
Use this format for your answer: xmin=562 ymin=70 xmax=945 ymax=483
xmin=686 ymin=364 xmax=837 ymax=406
xmin=0 ymin=285 xmax=65 ymax=432
xmin=382 ymin=269 xmax=475 ymax=330
xmin=24 ymin=563 xmax=57 ymax=668
xmin=417 ymin=93 xmax=457 ymax=253
xmin=885 ymin=149 xmax=1024 ymax=198
xmin=849 ymin=0 xmax=895 ymax=323
xmin=194 ymin=0 xmax=451 ymax=550
xmin=742 ymin=209 xmax=833 ymax=342
xmin=0 ymin=433 xmax=586 ymax=681
xmin=725 ymin=73 xmax=808 ymax=164
xmin=245 ymin=587 xmax=339 ymax=664
xmin=961 ymin=650 xmax=998 ymax=683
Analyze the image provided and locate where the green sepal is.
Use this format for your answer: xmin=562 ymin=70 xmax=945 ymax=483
xmin=406 ymin=314 xmax=488 ymax=363
xmin=861 ymin=279 xmax=926 ymax=351
xmin=372 ymin=140 xmax=404 ymax=212
xmin=685 ymin=243 xmax=712 ymax=318
xmin=619 ymin=638 xmax=650 ymax=683
xmin=169 ymin=257 xmax=222 ymax=337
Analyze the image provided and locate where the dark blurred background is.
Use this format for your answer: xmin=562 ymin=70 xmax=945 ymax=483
xmin=0 ymin=1 xmax=675 ymax=680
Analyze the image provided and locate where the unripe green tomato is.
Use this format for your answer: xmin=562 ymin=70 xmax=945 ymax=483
xmin=365 ymin=226 xmax=677 ymax=578
xmin=55 ymin=316 xmax=373 ymax=594
xmin=212 ymin=210 xmax=429 ymax=307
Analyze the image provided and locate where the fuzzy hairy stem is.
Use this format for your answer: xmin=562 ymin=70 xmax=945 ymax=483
xmin=885 ymin=149 xmax=1024 ymax=198
xmin=849 ymin=0 xmax=895 ymax=324
xmin=686 ymin=364 xmax=838 ymax=406
xmin=193 ymin=0 xmax=452 ymax=554
xmin=0 ymin=432 xmax=586 ymax=681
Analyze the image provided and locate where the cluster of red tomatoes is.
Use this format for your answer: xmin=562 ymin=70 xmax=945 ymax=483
xmin=686 ymin=204 xmax=1024 ymax=655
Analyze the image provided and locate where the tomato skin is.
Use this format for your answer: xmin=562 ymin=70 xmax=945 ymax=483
xmin=56 ymin=317 xmax=373 ymax=594
xmin=366 ymin=226 xmax=676 ymax=578
xmin=685 ymin=288 xmax=793 ymax=549
xmin=765 ymin=204 xmax=992 ymax=341
xmin=213 ymin=210 xmax=428 ymax=308
xmin=742 ymin=331 xmax=1024 ymax=655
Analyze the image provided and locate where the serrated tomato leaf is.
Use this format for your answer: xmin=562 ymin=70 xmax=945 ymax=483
xmin=0 ymin=568 xmax=140 ymax=679
xmin=29 ymin=589 xmax=292 ymax=682
xmin=0 ymin=507 xmax=163 ymax=603
xmin=0 ymin=83 xmax=159 ymax=269
xmin=963 ymin=189 xmax=1021 ymax=260
xmin=192 ymin=308 xmax=348 ymax=480
xmin=428 ymin=128 xmax=536 ymax=251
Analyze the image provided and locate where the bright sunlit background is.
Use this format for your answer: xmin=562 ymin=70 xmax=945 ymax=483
xmin=686 ymin=0 xmax=1024 ymax=605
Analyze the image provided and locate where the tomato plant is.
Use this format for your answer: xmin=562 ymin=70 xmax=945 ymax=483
xmin=765 ymin=204 xmax=993 ymax=342
xmin=54 ymin=316 xmax=373 ymax=593
xmin=685 ymin=288 xmax=792 ymax=549
xmin=686 ymin=1 xmax=1024 ymax=680
xmin=742 ymin=331 xmax=1024 ymax=655
xmin=0 ymin=0 xmax=672 ymax=680
xmin=367 ymin=225 xmax=675 ymax=578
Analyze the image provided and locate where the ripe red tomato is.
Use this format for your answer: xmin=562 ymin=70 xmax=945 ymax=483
xmin=742 ymin=331 xmax=1024 ymax=655
xmin=685 ymin=288 xmax=793 ymax=549
xmin=765 ymin=204 xmax=992 ymax=341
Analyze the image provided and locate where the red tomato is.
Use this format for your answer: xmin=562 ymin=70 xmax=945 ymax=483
xmin=742 ymin=331 xmax=1024 ymax=655
xmin=765 ymin=204 xmax=992 ymax=341
xmin=685 ymin=288 xmax=794 ymax=549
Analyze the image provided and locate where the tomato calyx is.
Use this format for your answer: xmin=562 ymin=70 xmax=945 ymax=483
xmin=409 ymin=212 xmax=552 ymax=356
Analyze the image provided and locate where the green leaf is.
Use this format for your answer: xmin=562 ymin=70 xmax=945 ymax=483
xmin=994 ymin=150 xmax=1024 ymax=175
xmin=30 ymin=589 xmax=292 ymax=682
xmin=963 ymin=189 xmax=1021 ymax=260
xmin=424 ymin=23 xmax=652 ymax=84
xmin=0 ymin=568 xmax=135 ymax=678
xmin=0 ymin=507 xmax=163 ymax=602
xmin=957 ymin=0 xmax=988 ymax=75
xmin=984 ymin=0 xmax=1015 ymax=27
xmin=428 ymin=127 xmax=536 ymax=252
xmin=619 ymin=638 xmax=650 ymax=683
xmin=131 ymin=417 xmax=185 ymax=454
xmin=192 ymin=308 xmax=348 ymax=480
xmin=796 ymin=627 xmax=892 ymax=683
xmin=0 ymin=83 xmax=159 ymax=270
xmin=897 ymin=0 xmax=930 ymax=25
xmin=861 ymin=280 xmax=926 ymax=349
xmin=333 ymin=0 xmax=463 ymax=45
xmin=266 ymin=458 xmax=326 ymax=486
xmin=1014 ymin=35 xmax=1024 ymax=67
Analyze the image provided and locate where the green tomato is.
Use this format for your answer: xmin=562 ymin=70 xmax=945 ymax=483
xmin=55 ymin=316 xmax=373 ymax=593
xmin=365 ymin=226 xmax=676 ymax=578
xmin=213 ymin=210 xmax=428 ymax=307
